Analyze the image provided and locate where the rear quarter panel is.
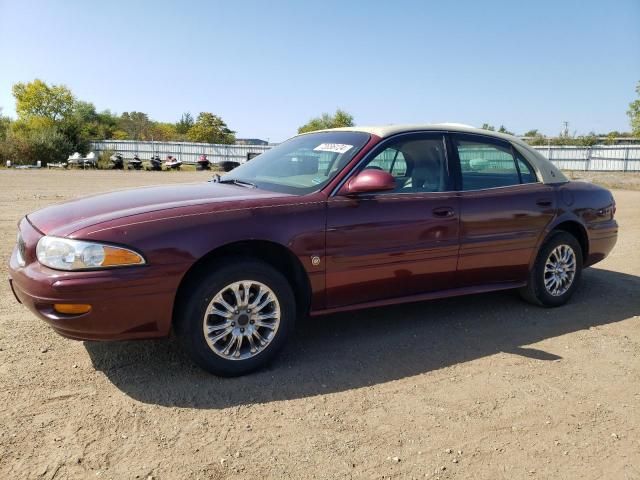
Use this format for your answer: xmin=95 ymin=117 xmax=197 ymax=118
xmin=550 ymin=181 xmax=618 ymax=266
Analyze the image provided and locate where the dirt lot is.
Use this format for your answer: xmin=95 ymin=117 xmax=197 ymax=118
xmin=566 ymin=170 xmax=640 ymax=191
xmin=0 ymin=170 xmax=638 ymax=480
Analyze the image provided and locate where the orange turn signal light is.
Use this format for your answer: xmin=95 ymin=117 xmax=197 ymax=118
xmin=102 ymin=247 xmax=145 ymax=267
xmin=53 ymin=303 xmax=92 ymax=315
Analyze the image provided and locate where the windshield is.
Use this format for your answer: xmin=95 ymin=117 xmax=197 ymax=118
xmin=220 ymin=131 xmax=370 ymax=194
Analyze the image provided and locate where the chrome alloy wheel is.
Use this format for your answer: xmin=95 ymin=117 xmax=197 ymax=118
xmin=203 ymin=281 xmax=281 ymax=360
xmin=543 ymin=244 xmax=577 ymax=296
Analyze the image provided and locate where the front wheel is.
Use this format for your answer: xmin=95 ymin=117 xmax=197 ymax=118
xmin=519 ymin=231 xmax=583 ymax=307
xmin=175 ymin=259 xmax=296 ymax=376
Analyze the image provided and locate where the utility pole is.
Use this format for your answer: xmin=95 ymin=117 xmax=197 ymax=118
xmin=561 ymin=121 xmax=569 ymax=138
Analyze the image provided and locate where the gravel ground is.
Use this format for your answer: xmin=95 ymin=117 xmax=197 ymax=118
xmin=0 ymin=170 xmax=638 ymax=480
xmin=566 ymin=170 xmax=640 ymax=191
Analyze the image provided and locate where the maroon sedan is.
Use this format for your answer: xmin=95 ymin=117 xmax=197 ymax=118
xmin=8 ymin=125 xmax=618 ymax=376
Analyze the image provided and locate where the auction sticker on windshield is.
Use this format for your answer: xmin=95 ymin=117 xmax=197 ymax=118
xmin=313 ymin=143 xmax=353 ymax=154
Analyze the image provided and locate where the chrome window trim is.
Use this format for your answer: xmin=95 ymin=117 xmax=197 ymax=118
xmin=455 ymin=182 xmax=547 ymax=194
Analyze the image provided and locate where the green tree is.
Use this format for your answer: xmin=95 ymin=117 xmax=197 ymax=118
xmin=111 ymin=129 xmax=130 ymax=140
xmin=72 ymin=100 xmax=98 ymax=123
xmin=151 ymin=122 xmax=179 ymax=141
xmin=9 ymin=115 xmax=56 ymax=137
xmin=0 ymin=108 xmax=11 ymax=141
xmin=186 ymin=112 xmax=235 ymax=144
xmin=498 ymin=125 xmax=514 ymax=135
xmin=605 ymin=131 xmax=621 ymax=145
xmin=298 ymin=109 xmax=354 ymax=134
xmin=526 ymin=135 xmax=548 ymax=146
xmin=60 ymin=100 xmax=99 ymax=150
xmin=4 ymin=79 xmax=141 ymax=165
xmin=12 ymin=79 xmax=76 ymax=121
xmin=26 ymin=126 xmax=75 ymax=164
xmin=1 ymin=122 xmax=74 ymax=166
xmin=118 ymin=111 xmax=153 ymax=140
xmin=628 ymin=81 xmax=640 ymax=137
xmin=551 ymin=135 xmax=574 ymax=146
xmin=575 ymin=132 xmax=599 ymax=147
xmin=480 ymin=123 xmax=495 ymax=131
xmin=522 ymin=129 xmax=548 ymax=145
xmin=94 ymin=110 xmax=120 ymax=139
xmin=176 ymin=112 xmax=194 ymax=135
xmin=0 ymin=133 xmax=29 ymax=166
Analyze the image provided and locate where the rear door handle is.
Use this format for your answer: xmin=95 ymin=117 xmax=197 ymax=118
xmin=432 ymin=206 xmax=455 ymax=218
xmin=536 ymin=199 xmax=552 ymax=207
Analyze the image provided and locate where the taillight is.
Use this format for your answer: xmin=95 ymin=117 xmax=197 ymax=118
xmin=612 ymin=197 xmax=616 ymax=218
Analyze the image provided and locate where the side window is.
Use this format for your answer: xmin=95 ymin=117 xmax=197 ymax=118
xmin=516 ymin=156 xmax=538 ymax=184
xmin=455 ymin=138 xmax=520 ymax=190
xmin=391 ymin=153 xmax=407 ymax=176
xmin=367 ymin=148 xmax=406 ymax=177
xmin=361 ymin=135 xmax=447 ymax=193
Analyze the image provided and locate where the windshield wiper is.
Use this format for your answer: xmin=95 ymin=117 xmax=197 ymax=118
xmin=215 ymin=178 xmax=257 ymax=188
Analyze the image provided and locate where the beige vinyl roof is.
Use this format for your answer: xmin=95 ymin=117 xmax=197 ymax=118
xmin=312 ymin=123 xmax=568 ymax=184
xmin=320 ymin=123 xmax=488 ymax=138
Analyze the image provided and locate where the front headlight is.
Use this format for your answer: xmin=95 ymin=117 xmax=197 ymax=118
xmin=36 ymin=236 xmax=145 ymax=271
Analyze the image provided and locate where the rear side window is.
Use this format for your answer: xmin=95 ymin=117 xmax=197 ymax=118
xmin=516 ymin=156 xmax=537 ymax=184
xmin=453 ymin=136 xmax=537 ymax=190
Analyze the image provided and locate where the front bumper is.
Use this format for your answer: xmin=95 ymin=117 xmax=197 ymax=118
xmin=8 ymin=220 xmax=181 ymax=341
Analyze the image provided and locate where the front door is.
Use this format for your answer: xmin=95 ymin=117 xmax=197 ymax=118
xmin=325 ymin=132 xmax=460 ymax=308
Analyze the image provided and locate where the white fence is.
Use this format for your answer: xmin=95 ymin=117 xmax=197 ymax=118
xmin=90 ymin=140 xmax=640 ymax=172
xmin=91 ymin=140 xmax=272 ymax=165
xmin=531 ymin=145 xmax=640 ymax=171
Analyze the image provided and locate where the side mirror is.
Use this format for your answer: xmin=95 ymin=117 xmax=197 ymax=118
xmin=343 ymin=169 xmax=396 ymax=195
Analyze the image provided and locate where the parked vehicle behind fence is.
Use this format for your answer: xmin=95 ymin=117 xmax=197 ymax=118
xmin=148 ymin=155 xmax=162 ymax=171
xmin=127 ymin=153 xmax=143 ymax=170
xmin=196 ymin=154 xmax=211 ymax=171
xmin=164 ymin=155 xmax=182 ymax=170
xmin=109 ymin=153 xmax=124 ymax=170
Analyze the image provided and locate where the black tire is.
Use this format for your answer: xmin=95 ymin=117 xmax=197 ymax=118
xmin=519 ymin=231 xmax=583 ymax=307
xmin=174 ymin=259 xmax=296 ymax=376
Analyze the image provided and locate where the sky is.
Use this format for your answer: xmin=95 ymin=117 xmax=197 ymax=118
xmin=1 ymin=0 xmax=639 ymax=142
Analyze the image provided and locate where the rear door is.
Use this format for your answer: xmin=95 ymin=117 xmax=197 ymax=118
xmin=450 ymin=133 xmax=556 ymax=286
xmin=325 ymin=132 xmax=460 ymax=308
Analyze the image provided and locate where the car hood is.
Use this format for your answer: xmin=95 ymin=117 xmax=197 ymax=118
xmin=27 ymin=182 xmax=291 ymax=237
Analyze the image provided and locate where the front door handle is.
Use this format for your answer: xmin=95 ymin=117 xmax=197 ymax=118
xmin=432 ymin=206 xmax=455 ymax=218
xmin=536 ymin=199 xmax=552 ymax=207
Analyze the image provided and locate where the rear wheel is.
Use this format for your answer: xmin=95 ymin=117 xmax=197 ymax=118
xmin=519 ymin=231 xmax=583 ymax=307
xmin=175 ymin=259 xmax=296 ymax=376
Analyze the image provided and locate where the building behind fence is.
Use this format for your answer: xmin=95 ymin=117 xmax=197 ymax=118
xmin=91 ymin=140 xmax=640 ymax=172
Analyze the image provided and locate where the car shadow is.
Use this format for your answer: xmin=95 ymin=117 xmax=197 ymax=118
xmin=84 ymin=267 xmax=640 ymax=408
